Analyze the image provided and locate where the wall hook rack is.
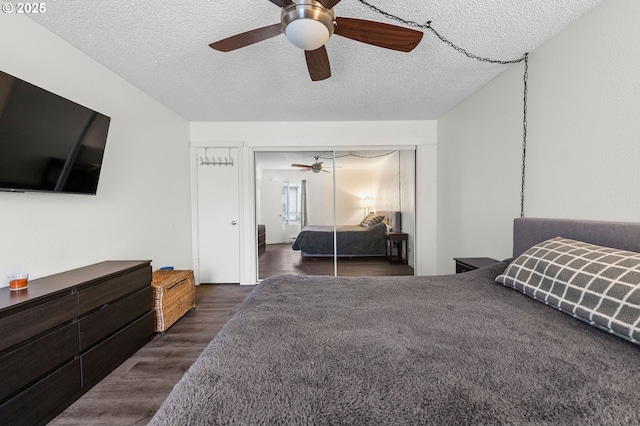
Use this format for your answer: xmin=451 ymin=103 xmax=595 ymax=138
xmin=199 ymin=148 xmax=235 ymax=166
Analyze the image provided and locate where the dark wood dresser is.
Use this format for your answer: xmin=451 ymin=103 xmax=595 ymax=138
xmin=257 ymin=224 xmax=266 ymax=256
xmin=0 ymin=260 xmax=154 ymax=425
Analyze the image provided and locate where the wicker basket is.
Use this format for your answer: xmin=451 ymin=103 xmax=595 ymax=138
xmin=151 ymin=270 xmax=196 ymax=333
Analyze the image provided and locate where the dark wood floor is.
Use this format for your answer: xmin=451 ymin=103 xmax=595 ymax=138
xmin=49 ymin=284 xmax=254 ymax=425
xmin=259 ymin=243 xmax=414 ymax=279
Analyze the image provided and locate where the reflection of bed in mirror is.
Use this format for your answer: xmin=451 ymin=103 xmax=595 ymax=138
xmin=292 ymin=211 xmax=401 ymax=258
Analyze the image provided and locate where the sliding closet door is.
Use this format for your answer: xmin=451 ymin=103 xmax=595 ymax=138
xmin=255 ymin=149 xmax=415 ymax=280
xmin=255 ymin=151 xmax=335 ymax=278
xmin=301 ymin=152 xmax=336 ymax=276
xmin=334 ymin=150 xmax=413 ymax=277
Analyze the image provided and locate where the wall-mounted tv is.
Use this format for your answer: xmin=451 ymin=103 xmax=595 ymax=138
xmin=0 ymin=70 xmax=111 ymax=195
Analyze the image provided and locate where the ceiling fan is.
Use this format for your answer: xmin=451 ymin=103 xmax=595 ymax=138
xmin=209 ymin=0 xmax=423 ymax=81
xmin=291 ymin=156 xmax=330 ymax=173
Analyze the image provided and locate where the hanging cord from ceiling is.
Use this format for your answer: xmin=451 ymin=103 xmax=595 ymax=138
xmin=318 ymin=151 xmax=398 ymax=161
xmin=355 ymin=0 xmax=530 ymax=217
xmin=355 ymin=0 xmax=527 ymax=65
xmin=520 ymin=54 xmax=529 ymax=218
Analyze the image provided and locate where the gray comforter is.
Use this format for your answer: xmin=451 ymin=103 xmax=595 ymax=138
xmin=291 ymin=222 xmax=387 ymax=256
xmin=151 ymin=262 xmax=640 ymax=425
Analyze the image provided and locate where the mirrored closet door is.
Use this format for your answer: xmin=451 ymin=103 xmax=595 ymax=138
xmin=255 ymin=149 xmax=415 ymax=280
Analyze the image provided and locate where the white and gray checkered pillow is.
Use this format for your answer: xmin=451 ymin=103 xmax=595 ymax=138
xmin=496 ymin=237 xmax=640 ymax=344
xmin=360 ymin=214 xmax=385 ymax=227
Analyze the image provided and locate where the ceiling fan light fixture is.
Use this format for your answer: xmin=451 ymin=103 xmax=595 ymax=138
xmin=282 ymin=1 xmax=334 ymax=51
xmin=284 ymin=19 xmax=330 ymax=50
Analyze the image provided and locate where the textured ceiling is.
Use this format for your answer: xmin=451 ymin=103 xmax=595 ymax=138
xmin=27 ymin=0 xmax=602 ymax=122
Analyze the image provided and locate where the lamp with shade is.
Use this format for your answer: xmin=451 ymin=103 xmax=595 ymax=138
xmin=360 ymin=196 xmax=374 ymax=216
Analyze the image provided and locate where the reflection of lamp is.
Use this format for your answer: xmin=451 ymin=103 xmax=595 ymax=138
xmin=361 ymin=196 xmax=374 ymax=216
xmin=281 ymin=1 xmax=335 ymax=51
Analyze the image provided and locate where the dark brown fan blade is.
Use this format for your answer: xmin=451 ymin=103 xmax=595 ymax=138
xmin=268 ymin=0 xmax=293 ymax=6
xmin=291 ymin=163 xmax=312 ymax=168
xmin=316 ymin=0 xmax=342 ymax=9
xmin=334 ymin=17 xmax=423 ymax=52
xmin=305 ymin=46 xmax=331 ymax=81
xmin=209 ymin=23 xmax=282 ymax=52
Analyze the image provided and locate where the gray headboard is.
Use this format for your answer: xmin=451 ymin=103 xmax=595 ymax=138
xmin=513 ymin=218 xmax=640 ymax=258
xmin=379 ymin=211 xmax=401 ymax=232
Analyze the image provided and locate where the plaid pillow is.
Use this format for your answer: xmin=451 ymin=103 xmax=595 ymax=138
xmin=496 ymin=237 xmax=640 ymax=344
xmin=360 ymin=214 xmax=385 ymax=227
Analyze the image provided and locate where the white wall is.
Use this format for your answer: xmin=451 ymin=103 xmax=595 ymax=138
xmin=191 ymin=121 xmax=433 ymax=146
xmin=437 ymin=0 xmax=640 ymax=273
xmin=335 ymin=169 xmax=376 ymax=225
xmin=0 ymin=13 xmax=192 ymax=286
xmin=372 ymin=151 xmax=400 ymax=213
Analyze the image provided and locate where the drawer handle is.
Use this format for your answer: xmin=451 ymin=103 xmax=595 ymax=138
xmin=100 ymin=303 xmax=109 ymax=310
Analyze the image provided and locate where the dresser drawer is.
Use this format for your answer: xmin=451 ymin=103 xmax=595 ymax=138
xmin=78 ymin=265 xmax=151 ymax=315
xmin=81 ymin=311 xmax=154 ymax=388
xmin=0 ymin=323 xmax=79 ymax=402
xmin=0 ymin=293 xmax=77 ymax=353
xmin=79 ymin=286 xmax=152 ymax=350
xmin=0 ymin=359 xmax=81 ymax=426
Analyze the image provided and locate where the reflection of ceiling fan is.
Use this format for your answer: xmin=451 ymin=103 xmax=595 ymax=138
xmin=208 ymin=0 xmax=423 ymax=81
xmin=291 ymin=156 xmax=330 ymax=173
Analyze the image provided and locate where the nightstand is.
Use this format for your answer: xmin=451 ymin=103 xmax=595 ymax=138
xmin=387 ymin=232 xmax=408 ymax=264
xmin=454 ymin=257 xmax=498 ymax=273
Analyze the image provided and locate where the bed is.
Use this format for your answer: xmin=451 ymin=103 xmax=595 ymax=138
xmin=291 ymin=211 xmax=400 ymax=258
xmin=151 ymin=218 xmax=640 ymax=425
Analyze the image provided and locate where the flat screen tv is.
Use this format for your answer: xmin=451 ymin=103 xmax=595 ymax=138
xmin=0 ymin=70 xmax=111 ymax=195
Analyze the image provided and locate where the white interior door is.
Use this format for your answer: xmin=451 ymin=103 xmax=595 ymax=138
xmin=197 ymin=147 xmax=240 ymax=283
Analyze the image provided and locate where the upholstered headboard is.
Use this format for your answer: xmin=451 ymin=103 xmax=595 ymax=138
xmin=378 ymin=211 xmax=402 ymax=232
xmin=513 ymin=218 xmax=640 ymax=258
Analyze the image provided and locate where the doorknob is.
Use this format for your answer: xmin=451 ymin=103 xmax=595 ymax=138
xmin=231 ymin=220 xmax=237 ymax=225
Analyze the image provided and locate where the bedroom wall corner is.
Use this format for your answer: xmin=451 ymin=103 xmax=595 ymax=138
xmin=435 ymin=0 xmax=640 ymax=274
xmin=0 ymin=12 xmax=193 ymax=285
xmin=436 ymin=60 xmax=525 ymax=274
